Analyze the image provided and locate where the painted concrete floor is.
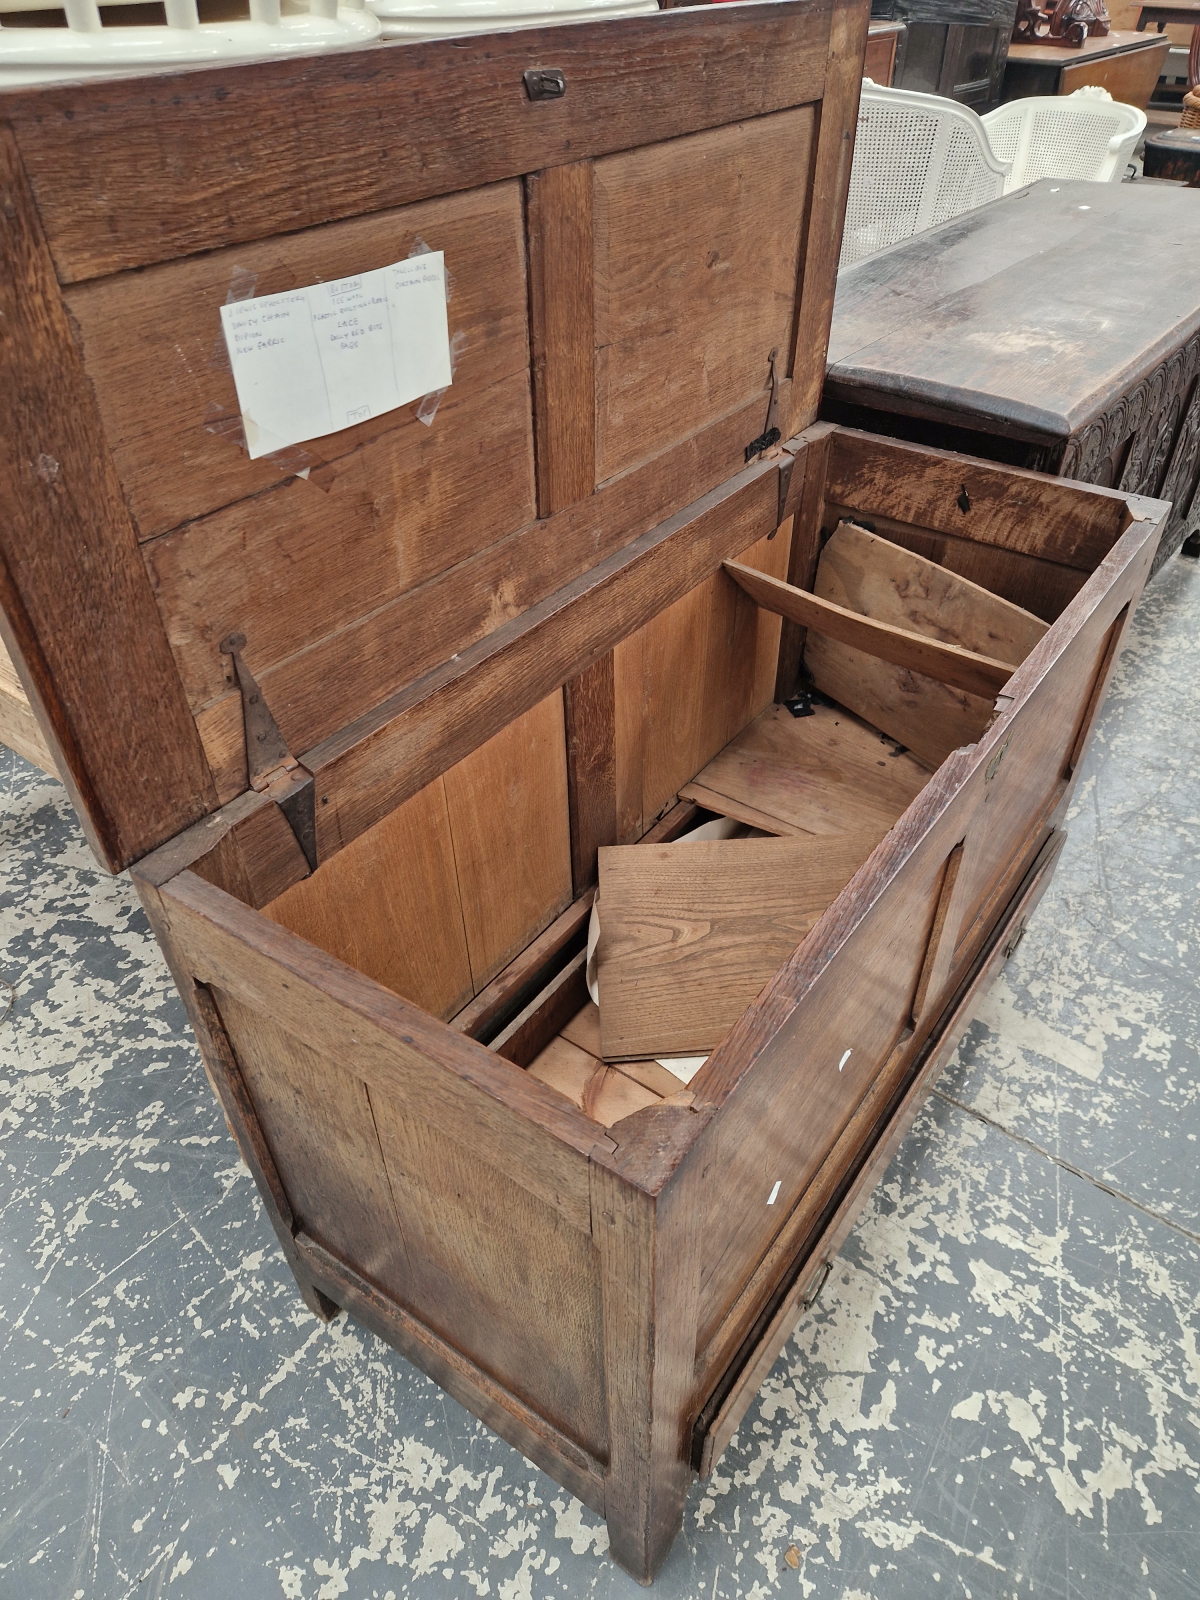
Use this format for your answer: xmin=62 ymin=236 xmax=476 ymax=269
xmin=2 ymin=559 xmax=1200 ymax=1600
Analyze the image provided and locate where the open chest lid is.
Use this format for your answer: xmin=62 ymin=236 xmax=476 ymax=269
xmin=0 ymin=0 xmax=869 ymax=874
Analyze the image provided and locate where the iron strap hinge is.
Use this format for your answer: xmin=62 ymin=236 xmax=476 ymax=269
xmin=220 ymin=632 xmax=318 ymax=873
xmin=745 ymin=348 xmax=784 ymax=464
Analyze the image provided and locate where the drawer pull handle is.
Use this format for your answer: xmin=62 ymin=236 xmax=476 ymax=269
xmin=802 ymin=1260 xmax=832 ymax=1313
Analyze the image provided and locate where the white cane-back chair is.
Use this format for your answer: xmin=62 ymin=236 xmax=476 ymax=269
xmin=840 ymin=81 xmax=1011 ymax=271
xmin=367 ymin=0 xmax=656 ymax=39
xmin=0 ymin=0 xmax=379 ymax=89
xmin=981 ymin=87 xmax=1146 ymax=191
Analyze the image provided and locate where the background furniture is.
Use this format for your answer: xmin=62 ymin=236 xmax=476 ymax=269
xmin=1135 ymin=0 xmax=1200 ymax=89
xmin=1143 ymin=121 xmax=1200 ymax=175
xmin=839 ymin=81 xmax=1010 ymax=268
xmin=1003 ymin=27 xmax=1170 ymax=100
xmin=866 ymin=15 xmax=908 ymax=78
xmin=825 ymin=178 xmax=1200 ymax=569
xmin=981 ymin=87 xmax=1146 ymax=185
xmin=872 ymin=0 xmax=1019 ymax=111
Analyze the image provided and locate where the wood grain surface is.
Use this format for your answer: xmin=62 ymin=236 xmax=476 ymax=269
xmin=0 ymin=125 xmax=217 ymax=871
xmin=7 ymin=2 xmax=835 ymax=284
xmin=596 ymin=834 xmax=874 ymax=1059
xmin=827 ymin=181 xmax=1200 ymax=444
xmin=824 ymin=430 xmax=1128 ymax=570
xmin=564 ymin=655 xmax=618 ymax=894
xmin=593 ymin=109 xmax=814 ymax=482
xmin=263 ymin=776 xmax=474 ymax=1021
xmin=680 ymin=700 xmax=927 ymax=845
xmin=613 ymin=526 xmax=792 ymax=843
xmin=804 ymin=521 xmax=1048 ymax=769
xmin=527 ymin=161 xmax=596 ymax=514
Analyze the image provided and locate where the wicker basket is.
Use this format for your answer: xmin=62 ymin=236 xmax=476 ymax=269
xmin=1183 ymin=89 xmax=1200 ymax=130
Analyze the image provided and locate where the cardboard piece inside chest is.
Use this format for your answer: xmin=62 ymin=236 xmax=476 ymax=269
xmin=0 ymin=11 xmax=1169 ymax=1583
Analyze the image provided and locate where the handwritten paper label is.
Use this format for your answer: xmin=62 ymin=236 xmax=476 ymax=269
xmin=219 ymin=254 xmax=452 ymax=460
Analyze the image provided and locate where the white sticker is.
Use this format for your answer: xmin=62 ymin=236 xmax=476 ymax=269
xmin=767 ymin=1180 xmax=781 ymax=1206
xmin=838 ymin=1049 xmax=852 ymax=1073
xmin=219 ymin=255 xmax=453 ymax=460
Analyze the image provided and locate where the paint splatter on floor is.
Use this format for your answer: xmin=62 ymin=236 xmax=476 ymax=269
xmin=1 ymin=559 xmax=1198 ymax=1600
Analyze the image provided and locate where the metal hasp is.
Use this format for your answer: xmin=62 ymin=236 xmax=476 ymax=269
xmin=745 ymin=348 xmax=783 ymax=463
xmin=524 ymin=68 xmax=566 ymax=101
xmin=219 ymin=632 xmax=318 ymax=873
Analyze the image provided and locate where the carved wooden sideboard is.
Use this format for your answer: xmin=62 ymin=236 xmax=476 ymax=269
xmin=824 ymin=177 xmax=1200 ymax=568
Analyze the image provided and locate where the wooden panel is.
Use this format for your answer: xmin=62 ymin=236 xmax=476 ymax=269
xmin=442 ymin=692 xmax=573 ymax=991
xmin=614 ymin=625 xmax=646 ymax=845
xmin=263 ymin=776 xmax=473 ymax=1020
xmin=0 ymin=125 xmax=217 ymax=872
xmin=172 ymin=399 xmax=787 ymax=773
xmin=158 ymin=867 xmax=605 ymax=1229
xmin=368 ymin=1092 xmax=609 ymax=1459
xmin=812 ymin=521 xmax=1048 ymax=665
xmin=726 ymin=558 xmax=1016 ymax=700
xmin=593 ymin=108 xmax=815 ymax=481
xmin=71 ymin=184 xmax=531 ymax=545
xmin=564 ymin=653 xmax=617 ymax=893
xmin=950 ymin=557 xmax=1151 ymax=970
xmin=213 ymin=989 xmax=411 ymax=1304
xmin=679 ymin=701 xmax=927 ymax=846
xmin=776 ymin=424 xmax=835 ymax=699
xmin=613 ymin=524 xmax=793 ymax=840
xmin=0 ymin=635 xmax=54 ymax=775
xmin=825 ymin=430 xmax=1129 ymax=570
xmin=491 ymin=950 xmax=590 ymax=1068
xmin=527 ymin=161 xmax=596 ymax=514
xmin=596 ymin=833 xmax=875 ymax=1059
xmin=308 ymin=453 xmax=784 ymax=861
xmin=7 ymin=3 xmax=836 ymax=284
xmin=527 ymin=1037 xmax=666 ymax=1127
xmin=804 ymin=521 xmax=1049 ymax=769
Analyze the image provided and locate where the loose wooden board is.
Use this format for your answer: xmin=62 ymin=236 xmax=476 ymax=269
xmin=805 ymin=521 xmax=1049 ymax=770
xmin=527 ymin=1003 xmax=675 ymax=1127
xmin=679 ymin=700 xmax=927 ymax=845
xmin=596 ymin=834 xmax=872 ymax=1059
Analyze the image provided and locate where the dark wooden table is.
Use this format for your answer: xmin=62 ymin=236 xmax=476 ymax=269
xmin=1135 ymin=0 xmax=1200 ymax=91
xmin=1143 ymin=124 xmax=1200 ymax=181
xmin=1003 ymin=29 xmax=1170 ymax=103
xmin=824 ymin=178 xmax=1200 ymax=568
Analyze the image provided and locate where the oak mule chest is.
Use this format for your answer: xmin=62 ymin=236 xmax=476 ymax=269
xmin=0 ymin=8 xmax=1167 ymax=1581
